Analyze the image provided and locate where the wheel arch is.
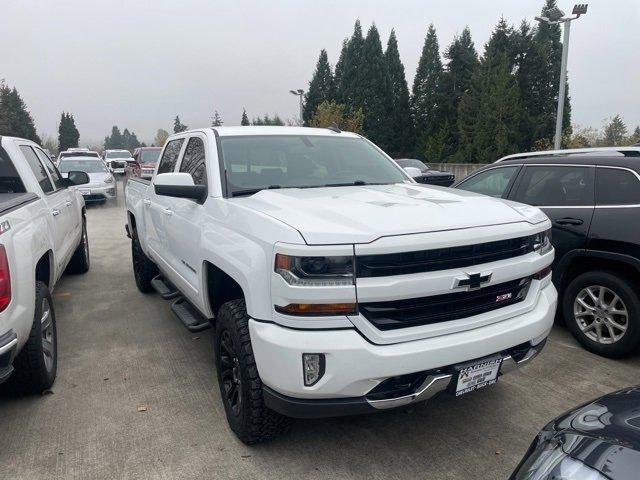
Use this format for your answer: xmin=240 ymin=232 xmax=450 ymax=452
xmin=35 ymin=250 xmax=54 ymax=288
xmin=558 ymin=250 xmax=640 ymax=292
xmin=203 ymin=261 xmax=248 ymax=318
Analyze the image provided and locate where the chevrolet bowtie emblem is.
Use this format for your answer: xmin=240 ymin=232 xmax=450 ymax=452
xmin=454 ymin=272 xmax=492 ymax=291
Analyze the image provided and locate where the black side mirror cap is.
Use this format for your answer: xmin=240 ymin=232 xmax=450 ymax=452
xmin=66 ymin=170 xmax=90 ymax=186
xmin=154 ymin=184 xmax=207 ymax=203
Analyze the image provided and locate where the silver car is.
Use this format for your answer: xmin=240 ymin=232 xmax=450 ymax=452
xmin=58 ymin=157 xmax=116 ymax=203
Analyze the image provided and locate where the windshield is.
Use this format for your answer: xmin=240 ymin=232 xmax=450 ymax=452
xmin=140 ymin=149 xmax=161 ymax=164
xmin=59 ymin=159 xmax=108 ymax=173
xmin=219 ymin=135 xmax=408 ymax=196
xmin=106 ymin=151 xmax=131 ymax=159
xmin=61 ymin=151 xmax=99 ymax=158
xmin=396 ymin=159 xmax=428 ymax=171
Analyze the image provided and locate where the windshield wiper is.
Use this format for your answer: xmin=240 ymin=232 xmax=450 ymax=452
xmin=230 ymin=185 xmax=282 ymax=197
xmin=322 ymin=181 xmax=386 ymax=187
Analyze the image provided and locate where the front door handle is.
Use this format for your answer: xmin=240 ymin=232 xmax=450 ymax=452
xmin=143 ymin=199 xmax=151 ymax=206
xmin=65 ymin=201 xmax=72 ymax=207
xmin=52 ymin=209 xmax=61 ymax=217
xmin=163 ymin=208 xmax=173 ymax=216
xmin=554 ymin=217 xmax=583 ymax=226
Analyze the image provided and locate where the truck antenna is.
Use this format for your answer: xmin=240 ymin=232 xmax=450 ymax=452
xmin=327 ymin=123 xmax=341 ymax=133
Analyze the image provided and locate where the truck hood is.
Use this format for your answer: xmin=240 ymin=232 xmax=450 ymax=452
xmin=233 ymin=183 xmax=547 ymax=244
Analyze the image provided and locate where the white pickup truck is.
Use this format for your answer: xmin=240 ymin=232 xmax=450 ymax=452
xmin=0 ymin=136 xmax=90 ymax=393
xmin=125 ymin=126 xmax=557 ymax=444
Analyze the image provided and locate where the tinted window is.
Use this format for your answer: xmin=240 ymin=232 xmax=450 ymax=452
xmin=180 ymin=137 xmax=207 ymax=186
xmin=596 ymin=168 xmax=640 ymax=205
xmin=0 ymin=146 xmax=26 ymax=193
xmin=396 ymin=159 xmax=427 ymax=171
xmin=35 ymin=148 xmax=65 ymax=189
xmin=514 ymin=166 xmax=593 ymax=206
xmin=20 ymin=146 xmax=53 ymax=193
xmin=59 ymin=159 xmax=109 ymax=173
xmin=141 ymin=149 xmax=161 ymax=164
xmin=157 ymin=139 xmax=184 ymax=174
xmin=457 ymin=166 xmax=518 ymax=198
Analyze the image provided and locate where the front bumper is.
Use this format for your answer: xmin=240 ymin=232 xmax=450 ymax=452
xmin=263 ymin=339 xmax=546 ymax=418
xmin=78 ymin=184 xmax=116 ymax=202
xmin=0 ymin=330 xmax=18 ymax=384
xmin=251 ymin=283 xmax=556 ymax=411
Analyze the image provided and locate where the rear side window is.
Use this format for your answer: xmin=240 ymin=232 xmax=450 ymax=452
xmin=179 ymin=137 xmax=207 ymax=186
xmin=0 ymin=146 xmax=26 ymax=193
xmin=20 ymin=146 xmax=53 ymax=193
xmin=513 ymin=166 xmax=594 ymax=207
xmin=157 ymin=139 xmax=184 ymax=174
xmin=457 ymin=166 xmax=518 ymax=198
xmin=34 ymin=148 xmax=65 ymax=190
xmin=596 ymin=168 xmax=640 ymax=205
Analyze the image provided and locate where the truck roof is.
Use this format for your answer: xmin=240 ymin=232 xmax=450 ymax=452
xmin=209 ymin=126 xmax=361 ymax=138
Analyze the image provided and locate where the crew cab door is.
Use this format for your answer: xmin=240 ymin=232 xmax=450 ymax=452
xmin=509 ymin=164 xmax=595 ymax=267
xmin=162 ymin=134 xmax=209 ymax=305
xmin=18 ymin=144 xmax=75 ymax=272
xmin=145 ymin=138 xmax=185 ymax=267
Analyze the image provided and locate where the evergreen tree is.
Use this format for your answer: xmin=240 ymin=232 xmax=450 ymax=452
xmin=173 ymin=116 xmax=187 ymax=133
xmin=252 ymin=114 xmax=284 ymax=126
xmin=121 ymin=128 xmax=140 ymax=150
xmin=333 ymin=40 xmax=348 ymax=89
xmin=384 ymin=29 xmax=414 ymax=157
xmin=631 ymin=126 xmax=640 ymax=144
xmin=58 ymin=112 xmax=80 ymax=151
xmin=358 ymin=24 xmax=393 ymax=150
xmin=411 ymin=24 xmax=443 ymax=157
xmin=104 ymin=126 xmax=123 ymax=149
xmin=240 ymin=109 xmax=250 ymax=126
xmin=303 ymin=49 xmax=335 ymax=125
xmin=603 ymin=115 xmax=627 ymax=146
xmin=336 ymin=20 xmax=365 ymax=106
xmin=0 ymin=82 xmax=41 ymax=143
xmin=211 ymin=110 xmax=223 ymax=127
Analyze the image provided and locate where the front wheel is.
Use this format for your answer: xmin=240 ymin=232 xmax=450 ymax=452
xmin=214 ymin=299 xmax=290 ymax=444
xmin=563 ymin=271 xmax=640 ymax=358
xmin=131 ymin=232 xmax=158 ymax=293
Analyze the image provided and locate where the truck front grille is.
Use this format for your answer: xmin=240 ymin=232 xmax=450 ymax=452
xmin=359 ymin=277 xmax=531 ymax=331
xmin=356 ymin=235 xmax=536 ymax=278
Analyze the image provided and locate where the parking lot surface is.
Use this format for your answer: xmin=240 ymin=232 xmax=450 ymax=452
xmin=1 ymin=183 xmax=639 ymax=480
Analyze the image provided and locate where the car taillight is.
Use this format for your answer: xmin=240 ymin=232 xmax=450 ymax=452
xmin=0 ymin=245 xmax=11 ymax=312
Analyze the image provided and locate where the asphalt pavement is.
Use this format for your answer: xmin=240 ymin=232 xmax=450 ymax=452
xmin=1 ymin=181 xmax=639 ymax=480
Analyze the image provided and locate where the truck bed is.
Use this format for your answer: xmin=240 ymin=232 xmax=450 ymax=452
xmin=0 ymin=192 xmax=39 ymax=216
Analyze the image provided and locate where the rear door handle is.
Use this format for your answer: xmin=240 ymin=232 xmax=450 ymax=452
xmin=554 ymin=217 xmax=583 ymax=226
xmin=52 ymin=209 xmax=61 ymax=217
xmin=163 ymin=208 xmax=173 ymax=216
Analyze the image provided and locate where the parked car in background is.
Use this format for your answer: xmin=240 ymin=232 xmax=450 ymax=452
xmin=126 ymin=127 xmax=556 ymax=444
xmin=510 ymin=385 xmax=640 ymax=480
xmin=395 ymin=158 xmax=455 ymax=186
xmin=0 ymin=136 xmax=90 ymax=393
xmin=104 ymin=149 xmax=132 ymax=175
xmin=57 ymin=148 xmax=101 ymax=165
xmin=130 ymin=147 xmax=162 ymax=179
xmin=58 ymin=157 xmax=116 ymax=203
xmin=455 ymin=148 xmax=640 ymax=357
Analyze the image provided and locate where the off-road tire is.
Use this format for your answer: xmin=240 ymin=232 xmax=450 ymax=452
xmin=131 ymin=230 xmax=158 ymax=293
xmin=563 ymin=270 xmax=640 ymax=358
xmin=214 ymin=299 xmax=290 ymax=444
xmin=3 ymin=282 xmax=57 ymax=394
xmin=66 ymin=217 xmax=90 ymax=274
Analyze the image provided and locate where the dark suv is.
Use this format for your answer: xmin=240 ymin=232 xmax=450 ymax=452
xmin=456 ymin=153 xmax=640 ymax=357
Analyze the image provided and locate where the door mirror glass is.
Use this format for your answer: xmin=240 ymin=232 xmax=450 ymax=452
xmin=154 ymin=172 xmax=206 ymax=203
xmin=67 ymin=170 xmax=90 ymax=186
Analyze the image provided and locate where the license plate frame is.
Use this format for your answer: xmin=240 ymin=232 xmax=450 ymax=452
xmin=453 ymin=356 xmax=503 ymax=397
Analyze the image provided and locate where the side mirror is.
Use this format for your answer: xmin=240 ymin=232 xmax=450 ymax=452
xmin=154 ymin=172 xmax=207 ymax=203
xmin=403 ymin=166 xmax=422 ymax=179
xmin=67 ymin=170 xmax=90 ymax=186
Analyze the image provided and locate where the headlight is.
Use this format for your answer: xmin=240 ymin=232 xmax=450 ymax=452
xmin=104 ymin=176 xmax=114 ymax=184
xmin=513 ymin=438 xmax=607 ymax=480
xmin=274 ymin=254 xmax=354 ymax=286
xmin=533 ymin=229 xmax=552 ymax=255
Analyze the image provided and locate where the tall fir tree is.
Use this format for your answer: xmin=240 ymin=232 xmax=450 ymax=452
xmin=411 ymin=24 xmax=443 ymax=157
xmin=240 ymin=109 xmax=250 ymax=126
xmin=631 ymin=126 xmax=640 ymax=144
xmin=333 ymin=40 xmax=348 ymax=90
xmin=384 ymin=29 xmax=414 ymax=156
xmin=358 ymin=24 xmax=393 ymax=151
xmin=603 ymin=115 xmax=627 ymax=146
xmin=303 ymin=49 xmax=335 ymax=125
xmin=211 ymin=110 xmax=223 ymax=127
xmin=173 ymin=115 xmax=187 ymax=133
xmin=336 ymin=20 xmax=365 ymax=107
xmin=0 ymin=82 xmax=41 ymax=143
xmin=58 ymin=113 xmax=79 ymax=151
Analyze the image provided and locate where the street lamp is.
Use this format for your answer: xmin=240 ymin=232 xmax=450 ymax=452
xmin=536 ymin=3 xmax=588 ymax=150
xmin=289 ymin=89 xmax=304 ymax=126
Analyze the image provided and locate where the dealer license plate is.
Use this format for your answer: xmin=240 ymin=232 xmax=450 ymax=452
xmin=455 ymin=357 xmax=502 ymax=396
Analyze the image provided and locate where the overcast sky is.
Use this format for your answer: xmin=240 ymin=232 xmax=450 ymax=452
xmin=2 ymin=0 xmax=638 ymax=145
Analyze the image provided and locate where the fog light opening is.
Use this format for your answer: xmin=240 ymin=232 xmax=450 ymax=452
xmin=302 ymin=353 xmax=325 ymax=387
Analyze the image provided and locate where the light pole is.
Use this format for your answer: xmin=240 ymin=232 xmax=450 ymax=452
xmin=536 ymin=3 xmax=588 ymax=150
xmin=289 ymin=89 xmax=304 ymax=126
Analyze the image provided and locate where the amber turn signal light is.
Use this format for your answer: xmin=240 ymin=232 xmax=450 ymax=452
xmin=275 ymin=303 xmax=357 ymax=316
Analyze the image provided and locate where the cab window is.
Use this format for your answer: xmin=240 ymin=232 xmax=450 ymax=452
xmin=179 ymin=137 xmax=207 ymax=186
xmin=596 ymin=168 xmax=640 ymax=206
xmin=457 ymin=166 xmax=518 ymax=198
xmin=157 ymin=139 xmax=184 ymax=175
xmin=20 ymin=146 xmax=53 ymax=193
xmin=513 ymin=166 xmax=594 ymax=206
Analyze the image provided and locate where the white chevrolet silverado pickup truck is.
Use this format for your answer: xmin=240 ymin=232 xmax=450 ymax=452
xmin=125 ymin=126 xmax=557 ymax=444
xmin=0 ymin=136 xmax=90 ymax=393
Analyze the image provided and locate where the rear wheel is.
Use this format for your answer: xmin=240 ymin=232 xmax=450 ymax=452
xmin=131 ymin=231 xmax=158 ymax=293
xmin=563 ymin=271 xmax=640 ymax=357
xmin=214 ymin=299 xmax=290 ymax=444
xmin=66 ymin=217 xmax=90 ymax=274
xmin=4 ymin=282 xmax=57 ymax=394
